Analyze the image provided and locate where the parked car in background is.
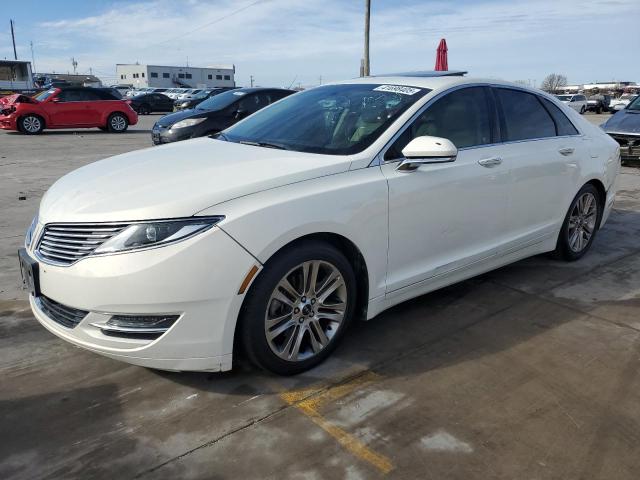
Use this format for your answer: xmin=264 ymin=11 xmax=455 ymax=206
xmin=176 ymin=89 xmax=204 ymax=101
xmin=610 ymin=94 xmax=637 ymax=112
xmin=129 ymin=92 xmax=175 ymax=114
xmin=22 ymin=75 xmax=619 ymax=375
xmin=602 ymin=94 xmax=640 ymax=164
xmin=0 ymin=87 xmax=137 ymax=134
xmin=152 ymin=87 xmax=294 ymax=144
xmin=555 ymin=94 xmax=588 ymax=114
xmin=586 ymin=94 xmax=611 ymax=114
xmin=166 ymin=88 xmax=189 ymax=100
xmin=173 ymin=88 xmax=236 ymax=111
xmin=110 ymin=85 xmax=133 ymax=97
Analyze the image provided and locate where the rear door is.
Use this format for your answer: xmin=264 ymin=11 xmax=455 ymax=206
xmin=494 ymin=87 xmax=584 ymax=248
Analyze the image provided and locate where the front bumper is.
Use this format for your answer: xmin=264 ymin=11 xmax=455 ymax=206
xmin=26 ymin=225 xmax=258 ymax=371
xmin=0 ymin=114 xmax=18 ymax=130
xmin=151 ymin=125 xmax=195 ymax=144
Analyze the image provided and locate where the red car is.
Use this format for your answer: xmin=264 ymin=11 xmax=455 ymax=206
xmin=0 ymin=87 xmax=138 ymax=134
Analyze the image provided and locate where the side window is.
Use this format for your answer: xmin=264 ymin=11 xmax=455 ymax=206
xmin=496 ymin=88 xmax=556 ymax=141
xmin=80 ymin=90 xmax=102 ymax=101
xmin=540 ymin=98 xmax=579 ymax=136
xmin=57 ymin=90 xmax=83 ymax=102
xmin=239 ymin=93 xmax=269 ymax=114
xmin=385 ymin=87 xmax=493 ymax=161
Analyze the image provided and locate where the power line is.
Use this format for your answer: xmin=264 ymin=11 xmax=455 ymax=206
xmin=142 ymin=0 xmax=267 ymax=50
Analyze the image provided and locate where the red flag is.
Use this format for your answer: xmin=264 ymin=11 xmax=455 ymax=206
xmin=435 ymin=38 xmax=448 ymax=71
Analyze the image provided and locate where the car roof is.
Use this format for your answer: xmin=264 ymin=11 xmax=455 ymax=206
xmin=232 ymin=87 xmax=295 ymax=93
xmin=339 ymin=75 xmax=529 ymax=91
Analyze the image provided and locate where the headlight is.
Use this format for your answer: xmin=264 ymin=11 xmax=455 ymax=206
xmin=93 ymin=216 xmax=224 ymax=254
xmin=172 ymin=117 xmax=206 ymax=129
xmin=25 ymin=214 xmax=39 ymax=249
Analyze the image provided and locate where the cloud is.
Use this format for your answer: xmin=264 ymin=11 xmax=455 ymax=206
xmin=24 ymin=0 xmax=640 ymax=87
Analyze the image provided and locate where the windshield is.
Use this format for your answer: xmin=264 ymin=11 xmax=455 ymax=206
xmin=34 ymin=89 xmax=57 ymax=101
xmin=223 ymin=84 xmax=430 ymax=155
xmin=196 ymin=89 xmax=247 ymax=111
xmin=556 ymin=95 xmax=572 ymax=101
xmin=627 ymin=96 xmax=640 ymax=110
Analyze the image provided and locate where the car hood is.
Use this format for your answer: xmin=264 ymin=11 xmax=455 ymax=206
xmin=0 ymin=94 xmax=37 ymax=106
xmin=603 ymin=110 xmax=640 ymax=134
xmin=155 ymin=109 xmax=210 ymax=127
xmin=39 ymin=138 xmax=352 ymax=224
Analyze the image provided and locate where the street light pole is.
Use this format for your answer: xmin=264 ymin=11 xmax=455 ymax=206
xmin=363 ymin=0 xmax=371 ymax=76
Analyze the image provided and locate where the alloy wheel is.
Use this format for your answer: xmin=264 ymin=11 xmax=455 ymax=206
xmin=111 ymin=115 xmax=127 ymax=131
xmin=264 ymin=260 xmax=347 ymax=362
xmin=568 ymin=192 xmax=597 ymax=252
xmin=23 ymin=116 xmax=41 ymax=133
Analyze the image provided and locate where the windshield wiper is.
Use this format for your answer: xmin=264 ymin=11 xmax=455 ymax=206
xmin=239 ymin=140 xmax=289 ymax=150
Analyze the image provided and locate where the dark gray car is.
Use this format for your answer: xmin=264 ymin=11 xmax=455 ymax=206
xmin=602 ymin=95 xmax=640 ymax=165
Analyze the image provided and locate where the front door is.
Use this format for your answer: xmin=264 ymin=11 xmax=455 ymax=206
xmin=381 ymin=86 xmax=510 ymax=294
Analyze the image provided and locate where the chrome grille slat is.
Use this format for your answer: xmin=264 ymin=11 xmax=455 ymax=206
xmin=45 ymin=231 xmax=114 ymax=239
xmin=40 ymin=240 xmax=98 ymax=250
xmin=36 ymin=222 xmax=130 ymax=266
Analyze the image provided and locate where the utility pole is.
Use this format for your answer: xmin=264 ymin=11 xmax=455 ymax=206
xmin=71 ymin=57 xmax=78 ymax=74
xmin=250 ymin=75 xmax=254 ymax=87
xmin=319 ymin=75 xmax=322 ymax=85
xmin=30 ymin=41 xmax=37 ymax=74
xmin=10 ymin=20 xmax=18 ymax=60
xmin=363 ymin=0 xmax=371 ymax=76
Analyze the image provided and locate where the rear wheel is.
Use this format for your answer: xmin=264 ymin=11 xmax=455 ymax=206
xmin=240 ymin=241 xmax=356 ymax=375
xmin=580 ymin=106 xmax=586 ymax=114
xmin=137 ymin=104 xmax=151 ymax=115
xmin=554 ymin=184 xmax=602 ymax=261
xmin=107 ymin=113 xmax=128 ymax=133
xmin=19 ymin=115 xmax=44 ymax=134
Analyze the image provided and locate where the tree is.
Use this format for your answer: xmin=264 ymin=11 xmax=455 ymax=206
xmin=541 ymin=73 xmax=568 ymax=93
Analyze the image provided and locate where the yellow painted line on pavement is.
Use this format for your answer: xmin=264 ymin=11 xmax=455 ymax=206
xmin=279 ymin=371 xmax=394 ymax=474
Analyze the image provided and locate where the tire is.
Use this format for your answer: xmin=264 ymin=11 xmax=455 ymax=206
xmin=137 ymin=104 xmax=151 ymax=115
xmin=580 ymin=106 xmax=586 ymax=114
xmin=596 ymin=106 xmax=602 ymax=114
xmin=239 ymin=240 xmax=357 ymax=375
xmin=19 ymin=115 xmax=44 ymax=135
xmin=554 ymin=184 xmax=602 ymax=261
xmin=107 ymin=113 xmax=128 ymax=133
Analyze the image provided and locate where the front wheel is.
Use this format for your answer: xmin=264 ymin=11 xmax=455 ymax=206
xmin=19 ymin=115 xmax=44 ymax=134
xmin=239 ymin=241 xmax=356 ymax=375
xmin=554 ymin=184 xmax=602 ymax=261
xmin=107 ymin=113 xmax=129 ymax=133
xmin=580 ymin=106 xmax=586 ymax=114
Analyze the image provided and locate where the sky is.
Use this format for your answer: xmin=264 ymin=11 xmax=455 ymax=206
xmin=2 ymin=0 xmax=639 ymax=88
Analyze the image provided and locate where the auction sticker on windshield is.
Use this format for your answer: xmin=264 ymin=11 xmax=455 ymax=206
xmin=373 ymin=85 xmax=422 ymax=95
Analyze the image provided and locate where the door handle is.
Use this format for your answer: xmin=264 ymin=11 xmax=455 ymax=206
xmin=558 ymin=147 xmax=575 ymax=156
xmin=478 ymin=157 xmax=502 ymax=168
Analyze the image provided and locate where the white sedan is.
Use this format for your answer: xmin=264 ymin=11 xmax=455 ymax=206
xmin=555 ymin=94 xmax=588 ymax=114
xmin=20 ymin=74 xmax=620 ymax=375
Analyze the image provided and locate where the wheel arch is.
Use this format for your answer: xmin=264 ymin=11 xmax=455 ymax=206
xmin=18 ymin=112 xmax=46 ymax=130
xmin=232 ymin=231 xmax=371 ymax=358
xmin=585 ymin=178 xmax=606 ymax=228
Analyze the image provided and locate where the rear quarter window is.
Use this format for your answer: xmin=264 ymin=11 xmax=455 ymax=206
xmin=540 ymin=98 xmax=579 ymax=136
xmin=496 ymin=88 xmax=556 ymax=142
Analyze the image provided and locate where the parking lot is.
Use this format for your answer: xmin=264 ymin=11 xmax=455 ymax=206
xmin=2 ymin=113 xmax=640 ymax=479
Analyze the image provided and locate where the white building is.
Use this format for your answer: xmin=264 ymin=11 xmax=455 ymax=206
xmin=0 ymin=60 xmax=34 ymax=91
xmin=116 ymin=64 xmax=235 ymax=89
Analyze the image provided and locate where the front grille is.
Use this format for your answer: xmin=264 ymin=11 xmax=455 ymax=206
xmin=37 ymin=295 xmax=89 ymax=329
xmin=609 ymin=134 xmax=640 ymax=164
xmin=36 ymin=223 xmax=130 ymax=265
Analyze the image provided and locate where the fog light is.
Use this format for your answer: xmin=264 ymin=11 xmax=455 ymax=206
xmin=91 ymin=314 xmax=180 ymax=340
xmin=107 ymin=314 xmax=178 ymax=330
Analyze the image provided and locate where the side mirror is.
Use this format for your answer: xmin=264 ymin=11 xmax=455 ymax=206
xmin=397 ymin=136 xmax=457 ymax=171
xmin=51 ymin=97 xmax=61 ymax=103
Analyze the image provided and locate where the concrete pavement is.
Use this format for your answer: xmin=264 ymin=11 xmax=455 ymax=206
xmin=2 ymin=113 xmax=640 ymax=479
